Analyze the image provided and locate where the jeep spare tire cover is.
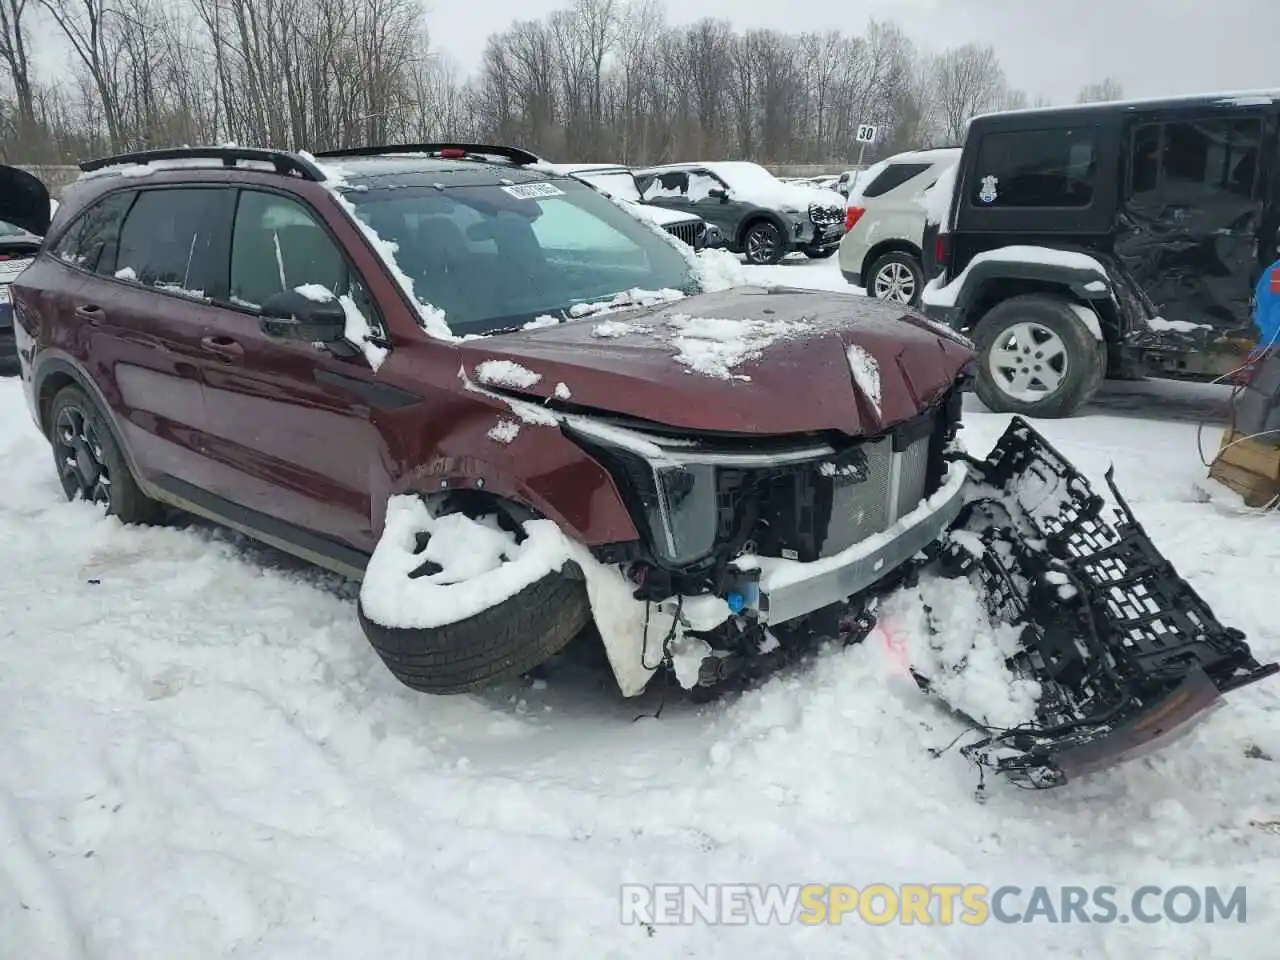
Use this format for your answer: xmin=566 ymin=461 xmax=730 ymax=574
xmin=0 ymin=165 xmax=52 ymax=237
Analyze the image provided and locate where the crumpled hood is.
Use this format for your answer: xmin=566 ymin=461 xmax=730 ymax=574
xmin=456 ymin=287 xmax=974 ymax=437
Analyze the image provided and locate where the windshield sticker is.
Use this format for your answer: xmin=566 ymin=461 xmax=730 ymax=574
xmin=500 ymin=182 xmax=566 ymax=200
xmin=978 ymin=175 xmax=999 ymax=204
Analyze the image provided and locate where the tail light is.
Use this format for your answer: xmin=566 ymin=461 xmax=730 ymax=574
xmin=844 ymin=206 xmax=865 ymax=232
xmin=934 ymin=232 xmax=949 ymax=268
xmin=438 ymin=147 xmax=466 ymax=159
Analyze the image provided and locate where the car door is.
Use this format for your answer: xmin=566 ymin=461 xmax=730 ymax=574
xmin=43 ymin=186 xmax=226 ymax=488
xmin=681 ymin=168 xmax=748 ymax=238
xmin=194 ymin=186 xmax=389 ymax=555
xmin=1114 ymin=113 xmax=1267 ymax=335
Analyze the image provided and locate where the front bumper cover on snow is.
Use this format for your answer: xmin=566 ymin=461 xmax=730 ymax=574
xmin=924 ymin=417 xmax=1278 ymax=788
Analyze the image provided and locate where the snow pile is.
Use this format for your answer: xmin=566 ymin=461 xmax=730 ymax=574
xmin=294 ymin=283 xmax=335 ymax=302
xmin=666 ymin=313 xmax=811 ymax=380
xmin=1147 ymin=315 xmax=1212 ymax=333
xmin=487 ymin=419 xmax=522 ymax=444
xmin=114 ymin=266 xmax=137 ymax=281
xmin=339 ymin=294 xmax=388 ymax=371
xmin=694 ymin=247 xmax=749 ymax=292
xmin=567 ymin=287 xmax=685 ymax=319
xmin=923 ymin=245 xmax=1108 ymax=308
xmin=846 ymin=344 xmax=882 ymax=414
xmin=554 ymin=382 xmax=572 ymax=400
xmin=475 ymin=360 xmax=542 ymax=390
xmin=879 ymin=574 xmax=1041 ymax=729
xmin=591 ymin=320 xmax=638 ymax=338
xmin=921 ymin=162 xmax=959 ymax=229
xmin=704 ymin=161 xmax=845 ymax=211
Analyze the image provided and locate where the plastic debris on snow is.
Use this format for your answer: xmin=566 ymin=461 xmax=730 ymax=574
xmin=846 ymin=344 xmax=882 ymax=414
xmin=360 ymin=494 xmax=677 ymax=697
xmin=667 ymin=313 xmax=811 ymax=381
xmin=475 ymin=360 xmax=543 ymax=390
xmin=922 ymin=245 xmax=1108 ymax=308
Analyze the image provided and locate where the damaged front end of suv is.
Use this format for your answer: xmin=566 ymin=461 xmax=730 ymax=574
xmin=515 ymin=307 xmax=1277 ymax=790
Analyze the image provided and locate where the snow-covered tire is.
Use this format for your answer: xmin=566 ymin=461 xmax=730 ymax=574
xmin=971 ymin=294 xmax=1105 ymax=418
xmin=47 ymin=384 xmax=165 ymax=525
xmin=357 ymin=571 xmax=592 ymax=694
xmin=741 ymin=219 xmax=785 ymax=265
xmin=866 ymin=250 xmax=924 ymax=306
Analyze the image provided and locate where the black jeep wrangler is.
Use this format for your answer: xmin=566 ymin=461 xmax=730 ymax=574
xmin=921 ymin=91 xmax=1280 ymax=417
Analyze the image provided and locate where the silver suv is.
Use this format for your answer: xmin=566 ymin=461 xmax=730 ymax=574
xmin=838 ymin=148 xmax=960 ymax=306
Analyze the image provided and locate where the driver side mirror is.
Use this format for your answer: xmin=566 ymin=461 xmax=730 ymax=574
xmin=707 ymin=188 xmax=729 ymax=203
xmin=259 ymin=287 xmax=348 ymax=344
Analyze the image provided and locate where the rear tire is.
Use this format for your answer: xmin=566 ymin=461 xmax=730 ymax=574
xmin=47 ymin=384 xmax=165 ymax=524
xmin=971 ymin=294 xmax=1105 ymax=418
xmin=866 ymin=251 xmax=924 ymax=306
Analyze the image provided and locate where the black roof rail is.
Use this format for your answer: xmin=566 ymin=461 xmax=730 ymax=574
xmin=78 ymin=146 xmax=327 ymax=181
xmin=311 ymin=143 xmax=544 ymax=166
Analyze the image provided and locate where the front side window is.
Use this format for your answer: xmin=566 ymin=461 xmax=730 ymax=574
xmin=229 ymin=189 xmax=383 ymax=336
xmin=344 ymin=177 xmax=696 ymax=336
xmin=115 ymin=188 xmax=229 ymax=296
xmin=971 ymin=127 xmax=1097 ymax=208
xmin=50 ymin=191 xmax=135 ymax=275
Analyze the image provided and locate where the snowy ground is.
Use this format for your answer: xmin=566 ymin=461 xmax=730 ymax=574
xmin=3 ymin=255 xmax=1280 ymax=958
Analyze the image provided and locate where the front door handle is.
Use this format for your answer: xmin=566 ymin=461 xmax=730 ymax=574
xmin=74 ymin=303 xmax=105 ymax=324
xmin=200 ymin=334 xmax=244 ymax=363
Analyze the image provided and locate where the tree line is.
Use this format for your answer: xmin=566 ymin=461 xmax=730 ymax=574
xmin=0 ymin=0 xmax=1124 ymax=168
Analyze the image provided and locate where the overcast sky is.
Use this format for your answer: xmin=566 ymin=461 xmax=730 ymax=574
xmin=425 ymin=0 xmax=1279 ymax=105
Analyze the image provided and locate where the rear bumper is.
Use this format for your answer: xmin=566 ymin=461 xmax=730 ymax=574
xmin=841 ymin=270 xmax=862 ymax=286
xmin=734 ymin=461 xmax=968 ymax=624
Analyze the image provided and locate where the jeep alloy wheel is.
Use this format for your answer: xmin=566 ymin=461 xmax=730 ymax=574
xmin=985 ymin=321 xmax=1068 ymax=401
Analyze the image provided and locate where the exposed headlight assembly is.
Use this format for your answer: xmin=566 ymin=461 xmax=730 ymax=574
xmin=562 ymin=418 xmax=835 ymax=569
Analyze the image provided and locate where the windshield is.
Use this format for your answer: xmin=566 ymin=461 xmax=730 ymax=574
xmin=575 ymin=171 xmax=643 ymax=203
xmin=346 ymin=178 xmax=695 ymax=336
xmin=0 ymin=220 xmax=29 ymax=238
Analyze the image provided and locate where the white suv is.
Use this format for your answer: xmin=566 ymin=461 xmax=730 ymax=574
xmin=838 ymin=148 xmax=960 ymax=306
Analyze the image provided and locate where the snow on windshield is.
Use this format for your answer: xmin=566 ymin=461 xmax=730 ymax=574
xmin=577 ymin=171 xmax=643 ymax=203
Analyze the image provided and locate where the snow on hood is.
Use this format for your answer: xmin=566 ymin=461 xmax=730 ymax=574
xmin=454 ymin=286 xmax=973 ymax=437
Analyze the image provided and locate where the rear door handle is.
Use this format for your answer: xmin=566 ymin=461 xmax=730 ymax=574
xmin=200 ymin=334 xmax=244 ymax=363
xmin=74 ymin=304 xmax=104 ymax=324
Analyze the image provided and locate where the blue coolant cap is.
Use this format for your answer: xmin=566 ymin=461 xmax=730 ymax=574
xmin=726 ymin=591 xmax=745 ymax=614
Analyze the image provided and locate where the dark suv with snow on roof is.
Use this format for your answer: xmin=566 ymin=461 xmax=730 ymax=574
xmin=922 ymin=90 xmax=1280 ymax=418
xmin=633 ymin=162 xmax=846 ymax=265
xmin=8 ymin=144 xmax=1274 ymax=790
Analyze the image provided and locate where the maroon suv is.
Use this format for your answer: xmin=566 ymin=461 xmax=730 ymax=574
xmin=7 ymin=144 xmax=976 ymax=700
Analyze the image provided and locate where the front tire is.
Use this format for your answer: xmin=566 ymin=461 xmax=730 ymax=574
xmin=47 ymin=384 xmax=165 ymax=524
xmin=804 ymin=246 xmax=837 ymax=259
xmin=357 ymin=502 xmax=594 ymax=694
xmin=971 ymin=294 xmax=1105 ymax=418
xmin=741 ymin=220 xmax=785 ymax=265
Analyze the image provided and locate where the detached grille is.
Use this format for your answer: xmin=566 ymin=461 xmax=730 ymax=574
xmin=663 ymin=220 xmax=707 ymax=248
xmin=808 ymin=204 xmax=843 ymax=226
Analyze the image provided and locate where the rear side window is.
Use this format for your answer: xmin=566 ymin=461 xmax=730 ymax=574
xmin=50 ymin=191 xmax=135 ymax=274
xmin=970 ymin=127 xmax=1097 ymax=208
xmin=115 ymin=188 xmax=231 ymax=297
xmin=1129 ymin=118 xmax=1261 ymax=201
xmin=861 ymin=162 xmax=932 ymax=199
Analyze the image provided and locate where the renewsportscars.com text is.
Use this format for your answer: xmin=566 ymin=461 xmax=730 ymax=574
xmin=620 ymin=883 xmax=1247 ymax=926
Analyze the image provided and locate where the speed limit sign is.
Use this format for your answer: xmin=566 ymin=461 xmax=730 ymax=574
xmin=856 ymin=124 xmax=878 ymax=144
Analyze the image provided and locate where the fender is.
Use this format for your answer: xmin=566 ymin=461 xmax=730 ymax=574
xmin=939 ymin=252 xmax=1119 ymax=338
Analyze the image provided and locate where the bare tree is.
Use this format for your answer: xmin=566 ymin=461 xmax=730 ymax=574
xmin=1077 ymin=76 xmax=1123 ymax=104
xmin=0 ymin=0 xmax=36 ymax=137
xmin=927 ymin=42 xmax=1006 ymax=144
